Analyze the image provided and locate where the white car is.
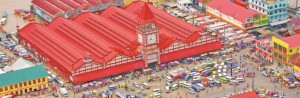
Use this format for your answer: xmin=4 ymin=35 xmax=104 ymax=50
xmin=0 ymin=52 xmax=5 ymax=55
xmin=220 ymin=62 xmax=225 ymax=65
xmin=218 ymin=73 xmax=223 ymax=77
xmin=223 ymin=69 xmax=227 ymax=72
xmin=222 ymin=73 xmax=227 ymax=76
xmin=187 ymin=88 xmax=196 ymax=94
xmin=218 ymin=66 xmax=222 ymax=70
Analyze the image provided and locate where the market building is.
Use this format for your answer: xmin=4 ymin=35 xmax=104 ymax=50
xmin=272 ymin=35 xmax=300 ymax=68
xmin=0 ymin=65 xmax=48 ymax=97
xmin=206 ymin=0 xmax=263 ymax=30
xmin=248 ymin=0 xmax=289 ymax=28
xmin=253 ymin=39 xmax=272 ymax=63
xmin=18 ymin=1 xmax=222 ymax=84
xmin=31 ymin=0 xmax=124 ymax=22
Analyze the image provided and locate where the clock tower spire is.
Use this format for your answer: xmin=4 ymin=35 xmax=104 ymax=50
xmin=136 ymin=3 xmax=160 ymax=68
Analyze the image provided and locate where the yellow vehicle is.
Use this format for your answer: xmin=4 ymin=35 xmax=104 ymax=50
xmin=149 ymin=94 xmax=154 ymax=98
xmin=212 ymin=71 xmax=217 ymax=75
xmin=119 ymin=82 xmax=127 ymax=88
xmin=219 ymin=77 xmax=228 ymax=83
xmin=260 ymin=88 xmax=266 ymax=94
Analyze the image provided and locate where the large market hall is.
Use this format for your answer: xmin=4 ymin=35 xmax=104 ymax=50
xmin=18 ymin=1 xmax=222 ymax=84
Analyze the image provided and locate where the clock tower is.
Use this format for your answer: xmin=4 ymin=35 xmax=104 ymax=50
xmin=136 ymin=3 xmax=160 ymax=68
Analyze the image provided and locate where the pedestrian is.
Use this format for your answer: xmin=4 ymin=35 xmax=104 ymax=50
xmin=206 ymin=89 xmax=208 ymax=93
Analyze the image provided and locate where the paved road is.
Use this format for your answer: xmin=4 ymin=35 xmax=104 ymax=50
xmin=31 ymin=45 xmax=300 ymax=98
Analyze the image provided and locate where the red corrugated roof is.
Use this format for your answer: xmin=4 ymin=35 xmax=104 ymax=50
xmin=72 ymin=0 xmax=89 ymax=5
xmin=20 ymin=1 xmax=222 ymax=84
xmin=125 ymin=1 xmax=200 ymax=43
xmin=74 ymin=60 xmax=145 ymax=84
xmin=207 ymin=0 xmax=256 ymax=23
xmin=47 ymin=17 xmax=120 ymax=64
xmin=137 ymin=3 xmax=155 ymax=21
xmin=19 ymin=23 xmax=85 ymax=71
xmin=32 ymin=0 xmax=61 ymax=16
xmin=59 ymin=0 xmax=81 ymax=9
xmin=32 ymin=0 xmax=108 ymax=16
xmin=229 ymin=91 xmax=259 ymax=98
xmin=86 ymin=0 xmax=101 ymax=5
xmin=46 ymin=0 xmax=71 ymax=11
xmin=280 ymin=34 xmax=300 ymax=48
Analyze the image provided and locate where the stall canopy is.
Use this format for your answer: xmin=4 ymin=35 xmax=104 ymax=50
xmin=270 ymin=19 xmax=291 ymax=26
xmin=229 ymin=91 xmax=259 ymax=98
xmin=12 ymin=58 xmax=35 ymax=71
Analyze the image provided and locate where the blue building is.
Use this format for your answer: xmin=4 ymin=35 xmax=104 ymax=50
xmin=248 ymin=0 xmax=289 ymax=27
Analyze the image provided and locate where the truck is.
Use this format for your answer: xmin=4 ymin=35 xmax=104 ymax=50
xmin=59 ymin=88 xmax=68 ymax=97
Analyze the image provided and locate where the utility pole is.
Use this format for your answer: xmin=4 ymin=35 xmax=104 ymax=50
xmin=296 ymin=0 xmax=299 ymax=10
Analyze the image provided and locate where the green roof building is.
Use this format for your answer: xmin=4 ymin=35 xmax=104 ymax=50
xmin=0 ymin=65 xmax=49 ymax=96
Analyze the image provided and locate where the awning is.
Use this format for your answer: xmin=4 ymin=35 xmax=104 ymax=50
xmin=160 ymin=42 xmax=222 ymax=63
xmin=74 ymin=60 xmax=145 ymax=84
xmin=270 ymin=19 xmax=291 ymax=26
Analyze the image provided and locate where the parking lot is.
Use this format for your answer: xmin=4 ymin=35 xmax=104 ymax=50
xmin=24 ymin=44 xmax=295 ymax=98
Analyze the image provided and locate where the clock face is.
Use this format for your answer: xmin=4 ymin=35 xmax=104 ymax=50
xmin=138 ymin=34 xmax=143 ymax=43
xmin=147 ymin=34 xmax=156 ymax=44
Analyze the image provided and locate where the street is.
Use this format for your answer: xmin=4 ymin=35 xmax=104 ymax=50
xmin=29 ymin=45 xmax=300 ymax=98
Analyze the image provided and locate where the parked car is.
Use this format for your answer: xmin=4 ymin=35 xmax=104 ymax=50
xmin=187 ymin=87 xmax=196 ymax=94
xmin=52 ymin=92 xmax=59 ymax=97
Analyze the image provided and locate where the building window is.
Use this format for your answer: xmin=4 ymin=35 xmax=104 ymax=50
xmin=275 ymin=5 xmax=277 ymax=8
xmin=42 ymin=78 xmax=46 ymax=82
xmin=24 ymin=82 xmax=27 ymax=86
xmin=283 ymin=47 xmax=287 ymax=54
xmin=274 ymin=43 xmax=278 ymax=49
xmin=279 ymin=4 xmax=282 ymax=7
xmin=33 ymin=80 xmax=36 ymax=84
xmin=0 ymin=88 xmax=2 ymax=92
xmin=290 ymin=50 xmax=292 ymax=52
xmin=279 ymin=45 xmax=282 ymax=51
xmin=10 ymin=85 xmax=13 ymax=90
xmin=278 ymin=55 xmax=283 ymax=60
xmin=38 ymin=78 xmax=41 ymax=83
xmin=263 ymin=4 xmax=265 ymax=7
xmin=5 ymin=87 xmax=8 ymax=91
xmin=15 ymin=84 xmax=18 ymax=88
xmin=19 ymin=83 xmax=22 ymax=87
xmin=259 ymin=2 xmax=261 ymax=5
xmin=29 ymin=81 xmax=32 ymax=85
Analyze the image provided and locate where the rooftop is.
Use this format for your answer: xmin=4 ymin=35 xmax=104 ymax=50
xmin=0 ymin=65 xmax=48 ymax=87
xmin=229 ymin=91 xmax=259 ymax=98
xmin=19 ymin=1 xmax=201 ymax=72
xmin=280 ymin=34 xmax=300 ymax=48
xmin=207 ymin=0 xmax=256 ymax=23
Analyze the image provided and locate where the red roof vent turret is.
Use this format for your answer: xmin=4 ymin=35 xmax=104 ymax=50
xmin=137 ymin=3 xmax=155 ymax=22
